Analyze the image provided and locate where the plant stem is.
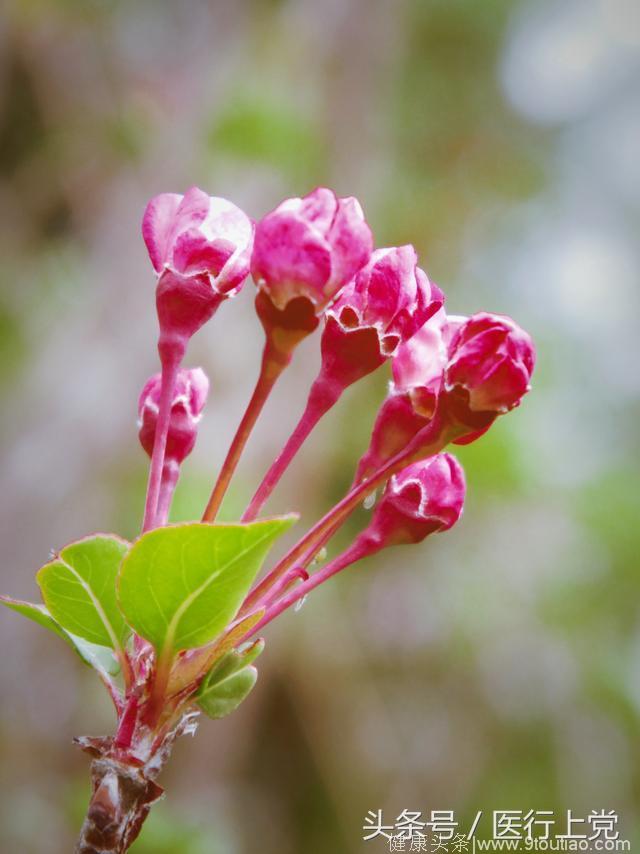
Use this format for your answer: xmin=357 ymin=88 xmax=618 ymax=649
xmin=261 ymin=566 xmax=309 ymax=608
xmin=202 ymin=339 xmax=290 ymax=522
xmin=143 ymin=647 xmax=173 ymax=730
xmin=245 ymin=538 xmax=374 ymax=638
xmin=156 ymin=459 xmax=180 ymax=526
xmin=113 ymin=695 xmax=139 ymax=751
xmin=75 ymin=712 xmax=196 ymax=853
xmin=241 ymin=414 xmax=449 ymax=613
xmin=141 ymin=353 xmax=181 ymax=533
xmin=242 ymin=372 xmax=342 ymax=521
xmin=75 ymin=759 xmax=153 ymax=853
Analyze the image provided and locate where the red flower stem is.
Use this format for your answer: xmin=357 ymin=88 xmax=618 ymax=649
xmin=242 ymin=372 xmax=343 ymax=521
xmin=156 ymin=459 xmax=180 ymax=527
xmin=142 ymin=352 xmax=181 ymax=533
xmin=241 ymin=415 xmax=449 ymax=614
xmin=202 ymin=339 xmax=290 ymax=523
xmin=244 ymin=538 xmax=376 ymax=639
xmin=262 ymin=566 xmax=309 ymax=608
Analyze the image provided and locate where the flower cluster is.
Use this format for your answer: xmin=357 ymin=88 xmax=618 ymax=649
xmin=139 ymin=183 xmax=535 ymax=599
xmin=1 ymin=184 xmax=536 ymax=852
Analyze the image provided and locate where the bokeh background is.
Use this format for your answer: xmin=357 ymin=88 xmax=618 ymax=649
xmin=1 ymin=0 xmax=639 ymax=851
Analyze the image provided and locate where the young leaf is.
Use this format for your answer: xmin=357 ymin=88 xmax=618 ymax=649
xmin=66 ymin=633 xmax=120 ymax=676
xmin=0 ymin=595 xmax=120 ymax=675
xmin=197 ymin=640 xmax=265 ymax=719
xmin=37 ymin=534 xmax=131 ymax=651
xmin=1 ymin=595 xmax=69 ymax=642
xmin=167 ymin=610 xmax=265 ymax=697
xmin=117 ymin=518 xmax=294 ymax=656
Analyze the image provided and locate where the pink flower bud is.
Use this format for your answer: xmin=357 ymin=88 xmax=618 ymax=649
xmin=138 ymin=367 xmax=209 ymax=464
xmin=443 ymin=312 xmax=535 ymax=435
xmin=354 ymin=391 xmax=430 ymax=484
xmin=319 ymin=246 xmax=444 ymax=385
xmin=362 ymin=454 xmax=465 ymax=548
xmin=251 ymin=187 xmax=373 ymax=312
xmin=352 ymin=309 xmax=450 ymax=484
xmin=143 ymin=186 xmax=254 ymax=296
xmin=392 ymin=306 xmax=449 ymax=418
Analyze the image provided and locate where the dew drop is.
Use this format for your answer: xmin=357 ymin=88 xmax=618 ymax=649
xmin=294 ymin=594 xmax=308 ymax=612
xmin=363 ymin=490 xmax=377 ymax=510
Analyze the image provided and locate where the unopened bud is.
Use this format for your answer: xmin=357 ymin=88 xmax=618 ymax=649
xmin=138 ymin=367 xmax=209 ymax=464
xmin=362 ymin=454 xmax=465 ymax=548
xmin=443 ymin=312 xmax=535 ymax=438
xmin=251 ymin=187 xmax=373 ymax=314
xmin=143 ymin=187 xmax=254 ymax=362
xmin=319 ymin=246 xmax=444 ymax=386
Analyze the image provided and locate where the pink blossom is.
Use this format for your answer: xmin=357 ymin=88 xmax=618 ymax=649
xmin=362 ymin=454 xmax=466 ymax=548
xmin=319 ymin=246 xmax=444 ymax=385
xmin=249 ymin=453 xmax=466 ymax=631
xmin=354 ymin=309 xmax=535 ymax=482
xmin=392 ymin=306 xmax=450 ymax=419
xmin=251 ymin=187 xmax=373 ymax=312
xmin=443 ymin=312 xmax=535 ymax=435
xmin=138 ymin=367 xmax=209 ymax=464
xmin=143 ymin=186 xmax=254 ymax=296
xmin=354 ymin=392 xmax=431 ymax=485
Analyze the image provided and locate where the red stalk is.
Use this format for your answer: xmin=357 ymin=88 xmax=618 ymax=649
xmin=202 ymin=339 xmax=290 ymax=522
xmin=155 ymin=459 xmax=180 ymax=526
xmin=242 ymin=372 xmax=342 ymax=521
xmin=141 ymin=351 xmax=181 ymax=532
xmin=241 ymin=414 xmax=450 ymax=614
xmin=244 ymin=538 xmax=374 ymax=638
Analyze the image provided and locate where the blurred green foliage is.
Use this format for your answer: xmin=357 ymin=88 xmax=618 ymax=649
xmin=210 ymin=94 xmax=326 ymax=182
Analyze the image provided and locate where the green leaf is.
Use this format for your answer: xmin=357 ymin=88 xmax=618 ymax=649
xmin=0 ymin=595 xmax=120 ymax=675
xmin=36 ymin=534 xmax=131 ymax=651
xmin=1 ymin=595 xmax=68 ymax=641
xmin=67 ymin=633 xmax=120 ymax=676
xmin=167 ymin=610 xmax=265 ymax=696
xmin=117 ymin=518 xmax=294 ymax=656
xmin=197 ymin=639 xmax=265 ymax=719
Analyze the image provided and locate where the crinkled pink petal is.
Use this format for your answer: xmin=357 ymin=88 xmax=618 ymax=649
xmin=360 ymin=246 xmax=417 ymax=326
xmin=467 ymin=357 xmax=531 ymax=412
xmin=138 ymin=366 xmax=210 ymax=462
xmin=173 ymin=229 xmax=236 ymax=276
xmin=186 ymin=367 xmax=210 ymax=417
xmin=297 ymin=187 xmax=338 ymax=234
xmin=444 ymin=312 xmax=535 ymax=421
xmin=447 ymin=327 xmax=509 ymax=387
xmin=137 ymin=373 xmax=162 ymax=416
xmin=251 ymin=214 xmax=332 ymax=310
xmin=326 ymin=196 xmax=373 ymax=291
xmin=251 ymin=188 xmax=372 ymax=314
xmin=142 ymin=193 xmax=183 ymax=273
xmin=321 ymin=246 xmax=443 ymax=388
xmin=393 ymin=308 xmax=448 ymax=391
xmin=216 ymin=248 xmax=252 ymax=296
xmin=390 ymin=454 xmax=466 ymax=530
xmin=173 ymin=186 xmax=211 ymax=235
xmin=367 ymin=453 xmax=466 ymax=545
xmin=201 ymin=197 xmax=254 ymax=252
